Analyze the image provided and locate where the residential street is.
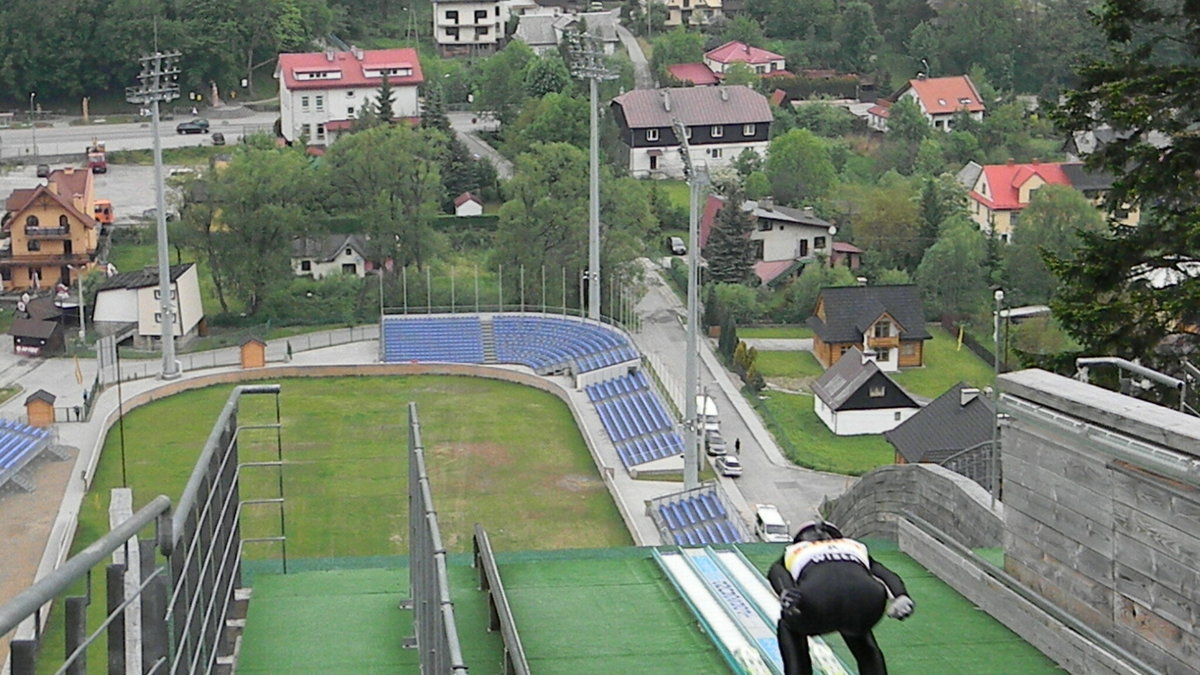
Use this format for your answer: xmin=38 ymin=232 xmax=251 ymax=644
xmin=616 ymin=24 xmax=654 ymax=89
xmin=448 ymin=111 xmax=513 ymax=180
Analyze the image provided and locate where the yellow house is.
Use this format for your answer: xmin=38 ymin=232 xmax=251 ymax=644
xmin=1 ymin=167 xmax=100 ymax=291
xmin=966 ymin=160 xmax=1139 ymax=242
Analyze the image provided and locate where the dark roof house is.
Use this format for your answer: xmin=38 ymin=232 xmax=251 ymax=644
xmin=811 ymin=348 xmax=921 ymax=435
xmin=807 ymin=285 xmax=931 ymax=370
xmin=884 ymin=382 xmax=995 ymax=464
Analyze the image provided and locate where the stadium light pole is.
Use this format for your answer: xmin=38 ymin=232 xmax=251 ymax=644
xmin=127 ymin=51 xmax=183 ymax=380
xmin=991 ymin=288 xmax=1004 ymax=506
xmin=674 ymin=118 xmax=707 ymax=491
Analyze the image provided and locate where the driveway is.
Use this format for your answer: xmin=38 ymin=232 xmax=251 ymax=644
xmin=616 ymin=25 xmax=654 ymax=89
xmin=448 ymin=112 xmax=513 ymax=180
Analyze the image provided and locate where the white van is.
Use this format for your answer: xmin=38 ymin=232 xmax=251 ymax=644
xmin=696 ymin=395 xmax=719 ymax=432
xmin=668 ymin=236 xmax=686 ymax=255
xmin=754 ymin=504 xmax=791 ymax=543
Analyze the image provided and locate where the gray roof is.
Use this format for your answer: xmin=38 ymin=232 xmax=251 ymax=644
xmin=291 ymin=234 xmax=368 ymax=262
xmin=573 ymin=11 xmax=619 ymax=42
xmin=749 ymin=201 xmax=833 ymax=228
xmin=806 ymin=285 xmax=932 ymax=344
xmin=884 ymin=382 xmax=995 ymax=463
xmin=1060 ymin=162 xmax=1115 ymax=192
xmin=956 ymin=161 xmax=982 ymax=190
xmin=10 ymin=318 xmax=59 ymax=340
xmin=810 ymin=348 xmax=878 ymax=409
xmin=514 ymin=13 xmax=559 ymax=46
xmin=98 ymin=263 xmax=194 ymax=292
xmin=612 ymin=86 xmax=773 ymax=128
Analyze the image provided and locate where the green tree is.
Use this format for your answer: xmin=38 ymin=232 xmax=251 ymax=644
xmin=916 ymin=174 xmax=968 ymax=252
xmin=505 ymin=92 xmax=589 ymax=156
xmin=373 ymin=74 xmax=396 ymax=123
xmin=833 ymin=1 xmax=881 ymax=73
xmin=1001 ymin=185 xmax=1105 ymax=306
xmin=1048 ymin=0 xmax=1200 ymax=365
xmin=496 ymin=143 xmax=590 ymax=274
xmin=705 ymin=188 xmax=758 ymax=284
xmin=650 ymin=27 xmax=705 ymax=74
xmin=421 ymin=79 xmax=452 ymax=133
xmin=765 ymin=129 xmax=835 ymax=205
xmin=875 ymin=268 xmax=912 ymax=285
xmin=778 ymin=262 xmax=857 ymax=321
xmin=846 ymin=173 xmax=924 ymax=272
xmin=723 ymin=63 xmax=758 ymax=87
xmin=475 ymin=40 xmax=536 ymax=126
xmin=915 ymin=214 xmax=989 ymax=318
xmin=933 ymin=0 xmax=1019 ymax=90
xmin=524 ymin=54 xmax=572 ymax=98
xmin=721 ymin=16 xmax=766 ymax=46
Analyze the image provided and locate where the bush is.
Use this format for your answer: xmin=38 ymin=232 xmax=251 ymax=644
xmin=257 ymin=275 xmax=367 ymax=325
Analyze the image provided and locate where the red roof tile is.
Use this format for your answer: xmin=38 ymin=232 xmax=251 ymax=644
xmin=753 ymin=260 xmax=795 ymax=285
xmin=705 ymin=41 xmax=784 ymax=65
xmin=667 ymin=63 xmax=720 ymax=86
xmin=770 ymin=89 xmax=788 ymax=107
xmin=970 ymin=162 xmax=1072 ymax=210
xmin=278 ymin=48 xmax=424 ymax=91
xmin=699 ymin=195 xmax=724 ymax=248
xmin=453 ymin=192 xmax=481 ymax=207
xmin=904 ymin=76 xmax=985 ymax=116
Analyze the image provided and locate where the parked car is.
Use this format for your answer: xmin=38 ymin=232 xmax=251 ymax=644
xmin=704 ymin=429 xmax=727 ymax=456
xmin=176 ymin=118 xmax=210 ymax=134
xmin=714 ymin=455 xmax=743 ymax=477
xmin=211 ymin=132 xmax=226 ymax=146
xmin=668 ymin=236 xmax=686 ymax=255
xmin=36 ymin=164 xmax=50 ymax=178
xmin=754 ymin=504 xmax=791 ymax=543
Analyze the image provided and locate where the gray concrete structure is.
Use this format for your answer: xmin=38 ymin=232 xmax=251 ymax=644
xmin=999 ymin=369 xmax=1200 ymax=675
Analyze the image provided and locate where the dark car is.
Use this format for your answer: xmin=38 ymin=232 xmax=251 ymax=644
xmin=176 ymin=118 xmax=210 ymax=134
xmin=36 ymin=164 xmax=50 ymax=178
xmin=211 ymin=132 xmax=226 ymax=146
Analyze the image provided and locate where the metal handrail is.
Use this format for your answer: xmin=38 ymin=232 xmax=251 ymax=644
xmin=472 ymin=525 xmax=530 ymax=675
xmin=0 ymin=495 xmax=172 ymax=636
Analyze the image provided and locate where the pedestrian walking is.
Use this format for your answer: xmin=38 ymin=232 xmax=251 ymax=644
xmin=735 ymin=438 xmax=741 ymax=454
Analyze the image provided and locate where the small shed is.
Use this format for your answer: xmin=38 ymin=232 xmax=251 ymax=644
xmin=11 ymin=318 xmax=65 ymax=356
xmin=453 ymin=192 xmax=483 ymax=217
xmin=240 ymin=337 xmax=267 ymax=369
xmin=25 ymin=389 xmax=56 ymax=427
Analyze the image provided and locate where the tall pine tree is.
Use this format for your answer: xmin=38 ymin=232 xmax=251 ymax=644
xmin=704 ymin=186 xmax=757 ymax=285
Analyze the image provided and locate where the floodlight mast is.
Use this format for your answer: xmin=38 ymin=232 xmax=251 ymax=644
xmin=566 ymin=30 xmax=617 ymax=321
xmin=673 ymin=118 xmax=707 ymax=490
xmin=126 ymin=51 xmax=182 ymax=379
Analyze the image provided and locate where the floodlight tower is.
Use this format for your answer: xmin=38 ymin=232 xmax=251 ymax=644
xmin=127 ymin=51 xmax=183 ymax=379
xmin=567 ymin=30 xmax=617 ymax=320
xmin=673 ymin=118 xmax=708 ymax=490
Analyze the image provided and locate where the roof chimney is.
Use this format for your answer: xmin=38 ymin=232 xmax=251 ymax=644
xmin=720 ymin=87 xmax=729 ymax=101
xmin=802 ymin=206 xmax=815 ymax=218
xmin=661 ymin=90 xmax=671 ymax=112
xmin=325 ymin=48 xmax=335 ymax=62
xmin=861 ymin=348 xmax=877 ymax=364
xmin=1031 ymin=157 xmax=1040 ymax=165
xmin=960 ymin=387 xmax=980 ymax=406
xmin=47 ymin=181 xmax=58 ymax=195
xmin=351 ymin=45 xmax=364 ymax=61
xmin=759 ymin=196 xmax=774 ymax=210
xmin=744 ymin=43 xmax=751 ymax=53
xmin=1006 ymin=157 xmax=1015 ymax=166
xmin=917 ymin=73 xmax=927 ymax=80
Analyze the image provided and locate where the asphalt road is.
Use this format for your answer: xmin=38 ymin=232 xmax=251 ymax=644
xmin=630 ymin=260 xmax=852 ymax=530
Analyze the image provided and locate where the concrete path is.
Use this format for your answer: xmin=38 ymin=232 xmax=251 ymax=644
xmin=616 ymin=24 xmax=654 ymax=89
xmin=743 ymin=338 xmax=812 ymax=352
xmin=448 ymin=111 xmax=513 ymax=180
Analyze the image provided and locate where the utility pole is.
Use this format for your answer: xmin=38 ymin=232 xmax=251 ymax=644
xmin=673 ymin=118 xmax=708 ymax=490
xmin=29 ymin=93 xmax=38 ymax=163
xmin=566 ymin=30 xmax=617 ymax=321
xmin=991 ymin=288 xmax=1004 ymax=506
xmin=127 ymin=51 xmax=183 ymax=380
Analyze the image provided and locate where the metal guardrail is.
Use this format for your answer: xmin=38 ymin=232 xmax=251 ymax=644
xmin=472 ymin=525 xmax=530 ymax=675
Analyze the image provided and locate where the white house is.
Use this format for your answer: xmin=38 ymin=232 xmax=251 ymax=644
xmin=433 ymin=0 xmax=506 ymax=56
xmin=867 ymin=74 xmax=985 ymax=133
xmin=704 ymin=41 xmax=786 ymax=76
xmin=699 ymin=195 xmax=838 ymax=285
xmin=811 ymin=348 xmax=921 ymax=436
xmin=92 ymin=264 xmax=205 ymax=348
xmin=276 ymin=46 xmax=424 ymax=145
xmin=611 ymin=86 xmax=772 ymax=179
xmin=291 ymin=235 xmax=370 ymax=279
xmin=454 ymin=192 xmax=484 ymax=216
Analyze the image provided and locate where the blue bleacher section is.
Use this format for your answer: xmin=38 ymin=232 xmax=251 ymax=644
xmin=656 ymin=491 xmax=743 ymax=545
xmin=381 ymin=317 xmax=485 ymax=364
xmin=585 ymin=372 xmax=685 ymax=468
xmin=0 ymin=419 xmax=53 ymax=490
xmin=493 ymin=316 xmax=637 ymax=374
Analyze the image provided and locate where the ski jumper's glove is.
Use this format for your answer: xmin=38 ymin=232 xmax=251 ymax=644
xmin=887 ymin=595 xmax=914 ymax=621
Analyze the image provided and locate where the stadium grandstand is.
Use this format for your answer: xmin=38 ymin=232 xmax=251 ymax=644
xmin=0 ymin=308 xmax=1196 ymax=675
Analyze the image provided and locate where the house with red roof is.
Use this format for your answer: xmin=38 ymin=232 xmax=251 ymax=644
xmin=610 ymin=86 xmax=772 ymax=179
xmin=867 ymin=74 xmax=985 ymax=133
xmin=1 ymin=167 xmax=101 ymax=292
xmin=453 ymin=192 xmax=483 ymax=217
xmin=275 ymin=46 xmax=424 ymax=145
xmin=965 ymin=160 xmax=1137 ymax=242
xmin=704 ymin=41 xmax=786 ymax=76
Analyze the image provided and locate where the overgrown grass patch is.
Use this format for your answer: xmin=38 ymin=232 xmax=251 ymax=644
xmin=751 ymin=391 xmax=893 ymax=475
xmin=754 ymin=351 xmax=822 ymax=379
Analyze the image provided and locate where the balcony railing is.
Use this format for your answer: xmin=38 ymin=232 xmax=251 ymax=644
xmin=24 ymin=226 xmax=70 ymax=237
xmin=0 ymin=251 xmax=93 ymax=264
xmin=867 ymin=335 xmax=900 ymax=350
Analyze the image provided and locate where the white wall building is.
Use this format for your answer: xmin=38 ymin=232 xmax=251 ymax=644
xmin=92 ymin=264 xmax=204 ymax=346
xmin=276 ymin=46 xmax=424 ymax=145
xmin=433 ymin=0 xmax=506 ymax=56
xmin=291 ymin=235 xmax=370 ymax=279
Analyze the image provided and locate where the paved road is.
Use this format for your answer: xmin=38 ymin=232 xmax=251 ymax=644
xmin=616 ymin=24 xmax=654 ymax=89
xmin=448 ymin=111 xmax=513 ymax=180
xmin=629 ymin=260 xmax=851 ymax=530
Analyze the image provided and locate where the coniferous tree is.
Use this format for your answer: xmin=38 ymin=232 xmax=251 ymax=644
xmin=374 ymin=74 xmax=396 ymax=123
xmin=704 ymin=187 xmax=758 ymax=285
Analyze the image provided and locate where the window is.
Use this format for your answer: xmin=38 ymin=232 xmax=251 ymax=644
xmin=495 ymin=6 xmax=500 ymax=14
xmin=869 ymin=385 xmax=885 ymax=398
xmin=316 ymin=123 xmax=326 ymax=140
xmin=758 ymin=221 xmax=772 ymax=231
xmin=347 ymin=91 xmax=355 ymax=97
xmin=873 ymin=321 xmax=891 ymax=338
xmin=25 ymin=215 xmax=38 ymax=228
xmin=475 ymin=10 xmax=487 ymax=22
xmin=447 ymin=26 xmax=460 ymax=39
xmin=348 ymin=106 xmax=355 ymax=116
xmin=798 ymin=239 xmax=808 ymax=257
xmin=814 ymin=236 xmax=826 ymax=249
xmin=154 ymin=312 xmax=162 ymax=323
xmin=342 ymin=263 xmax=358 ymax=275
xmin=901 ymin=342 xmax=916 ymax=356
xmin=649 ymin=154 xmax=658 ymax=171
xmin=646 ymin=128 xmax=659 ymax=141
xmin=711 ymin=125 xmax=724 ymax=138
xmin=301 ymin=95 xmax=310 ymax=111
xmin=743 ymin=123 xmax=755 ymax=136
xmin=315 ymin=95 xmax=324 ymax=112
xmin=58 ymin=215 xmax=68 ymax=227
xmin=345 ymin=248 xmax=353 ymax=256
xmin=300 ymin=260 xmax=312 ymax=271
xmin=446 ymin=9 xmax=459 ymax=22
xmin=27 ymin=240 xmax=40 ymax=252
xmin=876 ymin=349 xmax=891 ymax=362
xmin=894 ymin=411 xmax=903 ymax=421
xmin=479 ymin=26 xmax=489 ymax=35
xmin=709 ymin=147 xmax=723 ymax=159
xmin=153 ymin=289 xmax=176 ymax=300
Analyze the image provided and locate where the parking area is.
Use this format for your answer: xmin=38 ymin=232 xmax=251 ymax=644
xmin=0 ymin=163 xmax=190 ymax=224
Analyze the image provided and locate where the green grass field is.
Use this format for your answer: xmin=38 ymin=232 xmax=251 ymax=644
xmin=890 ymin=326 xmax=997 ymax=399
xmin=752 ymin=391 xmax=894 ymax=474
xmin=754 ymin=350 xmax=823 ymax=379
xmin=739 ymin=325 xmax=814 ymax=339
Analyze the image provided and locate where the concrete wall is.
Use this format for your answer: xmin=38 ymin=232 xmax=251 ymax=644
xmin=822 ymin=463 xmax=1003 ymax=548
xmin=999 ymin=369 xmax=1200 ymax=675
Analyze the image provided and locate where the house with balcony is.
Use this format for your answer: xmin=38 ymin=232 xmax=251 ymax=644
xmin=610 ymin=86 xmax=771 ymax=179
xmin=434 ymin=0 xmax=506 ymax=56
xmin=0 ymin=167 xmax=100 ymax=292
xmin=699 ymin=195 xmax=841 ymax=285
xmin=867 ymin=74 xmax=985 ymax=133
xmin=664 ymin=0 xmax=723 ymax=26
xmin=92 ymin=264 xmax=205 ymax=348
xmin=964 ymin=159 xmax=1139 ymax=242
xmin=807 ymin=284 xmax=931 ymax=371
xmin=276 ymin=46 xmax=424 ymax=146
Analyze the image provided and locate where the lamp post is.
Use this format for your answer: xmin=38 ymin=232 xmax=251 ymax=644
xmin=68 ymin=265 xmax=86 ymax=342
xmin=29 ymin=92 xmax=38 ymax=162
xmin=991 ymin=288 xmax=1004 ymax=506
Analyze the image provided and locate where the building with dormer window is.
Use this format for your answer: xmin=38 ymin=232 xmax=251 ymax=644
xmin=867 ymin=74 xmax=985 ymax=133
xmin=276 ymin=46 xmax=424 ymax=145
xmin=610 ymin=86 xmax=771 ymax=179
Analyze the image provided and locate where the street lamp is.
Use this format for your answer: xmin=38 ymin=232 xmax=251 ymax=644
xmin=29 ymin=92 xmax=38 ymax=162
